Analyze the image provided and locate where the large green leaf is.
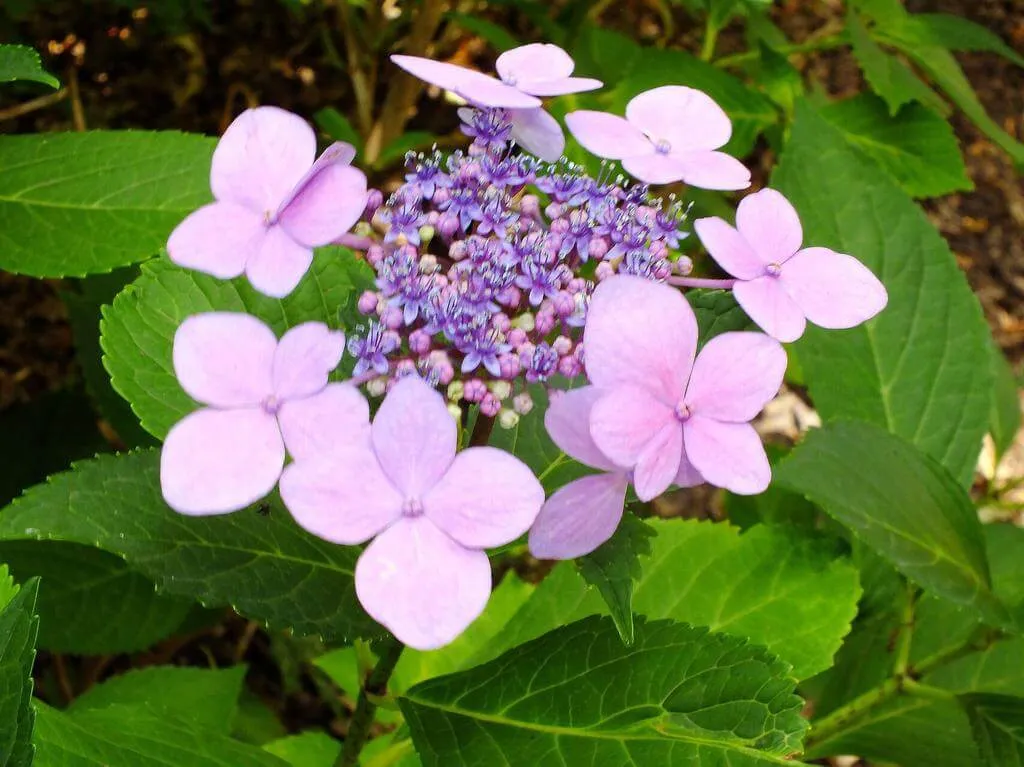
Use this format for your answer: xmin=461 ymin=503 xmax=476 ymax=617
xmin=774 ymin=101 xmax=993 ymax=487
xmin=0 ymin=541 xmax=193 ymax=654
xmin=0 ymin=132 xmax=214 ymax=277
xmin=961 ymin=694 xmax=1024 ymax=766
xmin=482 ymin=519 xmax=859 ymax=680
xmin=101 ymin=251 xmax=372 ymax=440
xmin=0 ymin=43 xmax=58 ymax=87
xmin=989 ymin=343 xmax=1021 ymax=460
xmin=400 ymin=616 xmax=809 ymax=766
xmin=263 ymin=732 xmax=341 ymax=767
xmin=70 ymin=666 xmax=246 ymax=734
xmin=777 ymin=421 xmax=1002 ymax=624
xmin=906 ymin=14 xmax=1024 ymax=68
xmin=819 ymin=93 xmax=971 ymax=198
xmin=0 ymin=449 xmax=378 ymax=641
xmin=33 ymin=703 xmax=288 ymax=767
xmin=687 ymin=288 xmax=755 ymax=346
xmin=0 ymin=572 xmax=38 ymax=767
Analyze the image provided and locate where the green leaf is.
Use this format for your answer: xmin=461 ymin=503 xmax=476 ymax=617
xmin=0 ymin=574 xmax=39 ymax=767
xmin=447 ymin=12 xmax=521 ymax=52
xmin=903 ymin=13 xmax=1024 ymax=68
xmin=0 ymin=43 xmax=58 ymax=87
xmin=482 ymin=519 xmax=860 ymax=680
xmin=990 ymin=342 xmax=1021 ymax=460
xmin=400 ymin=616 xmax=808 ymax=766
xmin=819 ymin=93 xmax=971 ymax=198
xmin=0 ymin=541 xmax=194 ymax=654
xmin=774 ymin=101 xmax=993 ymax=487
xmin=777 ymin=421 xmax=1004 ymax=626
xmin=313 ymin=107 xmax=363 ymax=152
xmin=0 ymin=449 xmax=378 ymax=641
xmin=70 ymin=666 xmax=246 ymax=734
xmin=571 ymin=25 xmax=642 ymax=88
xmin=374 ymin=132 xmax=440 ymax=170
xmin=0 ymin=131 xmax=215 ymax=277
xmin=576 ymin=513 xmax=654 ymax=644
xmin=33 ymin=702 xmax=289 ymax=767
xmin=848 ymin=11 xmax=948 ymax=116
xmin=687 ymin=288 xmax=755 ymax=346
xmin=263 ymin=732 xmax=341 ymax=766
xmin=962 ymin=694 xmax=1024 ymax=766
xmin=752 ymin=42 xmax=804 ymax=114
xmin=101 ymin=252 xmax=370 ymax=440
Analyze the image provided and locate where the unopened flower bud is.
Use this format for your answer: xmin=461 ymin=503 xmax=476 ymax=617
xmin=508 ymin=328 xmax=528 ymax=347
xmin=357 ymin=290 xmax=379 ymax=315
xmin=558 ymin=354 xmax=582 ymax=377
xmin=519 ymin=194 xmax=541 ymax=219
xmin=588 ymin=236 xmax=610 ymax=260
xmin=449 ymin=240 xmax=468 ymax=261
xmin=446 ymin=380 xmax=465 ymax=401
xmin=674 ymin=256 xmax=694 ymax=276
xmin=595 ymin=261 xmax=616 ymax=281
xmin=447 ymin=402 xmax=463 ymax=421
xmin=491 ymin=312 xmax=511 ymax=332
xmin=381 ymin=306 xmax=403 ymax=330
xmin=419 ymin=254 xmax=438 ymax=273
xmin=480 ymin=392 xmax=501 ymax=417
xmin=489 ymin=380 xmax=512 ymax=400
xmin=366 ymin=244 xmax=385 ymax=266
xmin=512 ymin=392 xmax=534 ymax=415
xmin=549 ymin=217 xmax=569 ymax=235
xmin=497 ymin=408 xmax=520 ymax=430
xmin=552 ymin=335 xmax=572 ymax=356
xmin=463 ymin=378 xmax=487 ymax=403
xmin=418 ymin=225 xmax=435 ymax=245
xmin=535 ymin=309 xmax=556 ymax=335
xmin=409 ymin=329 xmax=432 ymax=355
xmin=512 ymin=312 xmax=535 ymax=332
xmin=545 ymin=202 xmax=564 ymax=219
xmin=366 ymin=377 xmax=387 ymax=397
xmin=363 ymin=189 xmax=384 ymax=219
xmin=437 ymin=212 xmax=460 ymax=238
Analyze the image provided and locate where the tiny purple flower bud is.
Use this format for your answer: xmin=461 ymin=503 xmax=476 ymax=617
xmin=557 ymin=353 xmax=582 ymax=378
xmin=589 ymin=237 xmax=610 ymax=260
xmin=534 ymin=308 xmax=556 ymax=336
xmin=366 ymin=244 xmax=385 ymax=266
xmin=508 ymin=327 xmax=527 ymax=347
xmin=596 ymin=261 xmax=616 ymax=281
xmin=519 ymin=194 xmax=541 ymax=219
xmin=552 ymin=335 xmax=572 ymax=356
xmin=463 ymin=378 xmax=487 ymax=403
xmin=498 ymin=353 xmax=521 ymax=378
xmin=512 ymin=391 xmax=534 ymax=415
xmin=674 ymin=256 xmax=694 ymax=275
xmin=480 ymin=392 xmax=501 ymax=417
xmin=491 ymin=312 xmax=512 ymax=333
xmin=409 ymin=329 xmax=432 ymax=355
xmin=364 ymin=189 xmax=384 ymax=219
xmin=358 ymin=290 xmax=380 ymax=315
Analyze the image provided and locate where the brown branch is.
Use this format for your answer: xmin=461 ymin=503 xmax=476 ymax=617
xmin=0 ymin=88 xmax=68 ymax=123
xmin=66 ymin=67 xmax=86 ymax=131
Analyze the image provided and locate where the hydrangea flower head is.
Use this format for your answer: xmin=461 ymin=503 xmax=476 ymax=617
xmin=392 ymin=43 xmax=600 ymax=162
xmin=168 ymin=106 xmax=369 ymax=298
xmin=565 ymin=86 xmax=750 ymax=189
xmin=160 ymin=312 xmax=369 ymax=515
xmin=694 ymin=188 xmax=888 ymax=342
xmin=584 ymin=276 xmax=786 ymax=499
xmin=279 ymin=376 xmax=544 ymax=649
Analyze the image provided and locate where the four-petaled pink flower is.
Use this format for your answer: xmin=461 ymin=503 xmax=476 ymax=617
xmin=694 ymin=188 xmax=888 ymax=342
xmin=279 ymin=376 xmax=544 ymax=650
xmin=168 ymin=106 xmax=368 ymax=298
xmin=565 ymin=86 xmax=750 ymax=189
xmin=161 ymin=312 xmax=369 ymax=515
xmin=584 ymin=276 xmax=786 ymax=499
xmin=528 ymin=387 xmax=630 ymax=560
xmin=392 ymin=43 xmax=601 ymax=162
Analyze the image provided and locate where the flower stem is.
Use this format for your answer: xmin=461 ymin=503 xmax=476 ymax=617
xmin=666 ymin=276 xmax=737 ymax=290
xmin=335 ymin=635 xmax=405 ymax=767
xmin=469 ymin=413 xmax=496 ymax=447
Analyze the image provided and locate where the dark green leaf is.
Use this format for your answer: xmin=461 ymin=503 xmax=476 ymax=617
xmin=752 ymin=43 xmax=803 ymax=114
xmin=904 ymin=13 xmax=1024 ymax=68
xmin=0 ymin=450 xmax=378 ymax=642
xmin=961 ymin=694 xmax=1024 ymax=765
xmin=0 ymin=573 xmax=39 ymax=767
xmin=989 ymin=344 xmax=1020 ymax=460
xmin=576 ymin=513 xmax=655 ymax=644
xmin=687 ymin=288 xmax=755 ymax=346
xmin=0 ymin=43 xmax=58 ymax=87
xmin=819 ymin=93 xmax=971 ymax=198
xmin=313 ymin=108 xmax=363 ymax=152
xmin=774 ymin=102 xmax=992 ymax=487
xmin=447 ymin=12 xmax=521 ymax=52
xmin=401 ymin=616 xmax=808 ymax=766
xmin=101 ymin=252 xmax=369 ymax=440
xmin=0 ymin=132 xmax=215 ymax=276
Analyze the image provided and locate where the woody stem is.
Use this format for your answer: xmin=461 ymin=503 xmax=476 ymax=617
xmin=335 ymin=635 xmax=405 ymax=767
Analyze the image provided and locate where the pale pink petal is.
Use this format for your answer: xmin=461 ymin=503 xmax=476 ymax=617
xmin=684 ymin=417 xmax=770 ymax=495
xmin=167 ymin=202 xmax=263 ymax=280
xmin=356 ymin=517 xmax=492 ymax=650
xmin=620 ymin=153 xmax=694 ymax=185
xmin=735 ymin=188 xmax=803 ymax=265
xmin=423 ymin=447 xmax=544 ymax=548
xmin=272 ymin=323 xmax=346 ymax=402
xmin=277 ymin=164 xmax=368 ymax=248
xmin=590 ymin=385 xmax=676 ymax=469
xmin=528 ymin=473 xmax=629 ymax=560
xmin=160 ymin=407 xmax=284 ymax=515
xmin=733 ymin=276 xmax=807 ymax=343
xmin=508 ymin=108 xmax=565 ymax=162
xmin=565 ymin=111 xmax=652 ymax=160
xmin=372 ymin=377 xmax=456 ymax=497
xmin=211 ymin=106 xmax=316 ymax=215
xmin=625 ymin=86 xmax=732 ymax=151
xmin=633 ymin=422 xmax=683 ymax=501
xmin=781 ymin=247 xmax=888 ymax=330
xmin=496 ymin=43 xmax=574 ymax=83
xmin=172 ymin=312 xmax=275 ymax=408
xmin=693 ymin=217 xmax=765 ymax=280
xmin=244 ymin=225 xmax=314 ymax=299
xmin=516 ymin=76 xmax=602 ymax=97
xmin=675 ymin=440 xmax=704 ymax=488
xmin=279 ymin=445 xmax=401 ymax=545
xmin=685 ymin=332 xmax=786 ymax=423
xmin=583 ymin=276 xmax=697 ymax=402
xmin=277 ymin=142 xmax=356 ymax=214
xmin=390 ymin=55 xmax=540 ymax=108
xmin=544 ymin=387 xmax=619 ymax=471
xmin=673 ymin=150 xmax=751 ymax=191
xmin=277 ymin=383 xmax=371 ymax=461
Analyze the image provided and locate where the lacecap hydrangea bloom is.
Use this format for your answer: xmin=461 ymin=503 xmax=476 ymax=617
xmin=158 ymin=42 xmax=887 ymax=649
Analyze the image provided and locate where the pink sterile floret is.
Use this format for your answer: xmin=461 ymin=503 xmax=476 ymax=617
xmin=694 ymin=188 xmax=888 ymax=342
xmin=565 ymin=86 xmax=750 ymax=189
xmin=528 ymin=387 xmax=630 ymax=560
xmin=279 ymin=376 xmax=544 ymax=650
xmin=392 ymin=43 xmax=601 ymax=162
xmin=168 ymin=106 xmax=369 ymax=299
xmin=584 ymin=275 xmax=786 ymax=500
xmin=160 ymin=312 xmax=368 ymax=515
